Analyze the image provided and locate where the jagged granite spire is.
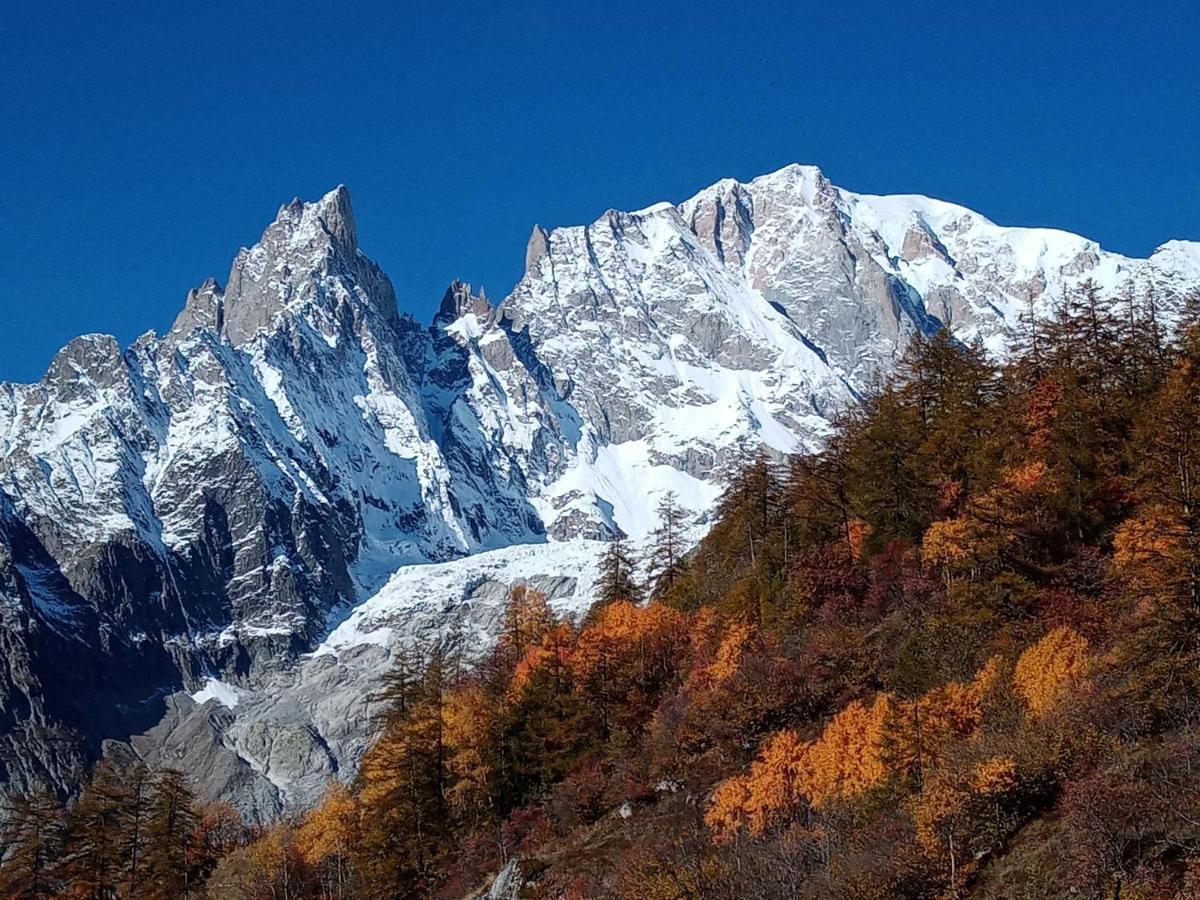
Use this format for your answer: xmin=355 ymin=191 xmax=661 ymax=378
xmin=435 ymin=280 xmax=493 ymax=326
xmin=170 ymin=276 xmax=224 ymax=338
xmin=525 ymin=225 xmax=550 ymax=274
xmin=220 ymin=184 xmax=390 ymax=345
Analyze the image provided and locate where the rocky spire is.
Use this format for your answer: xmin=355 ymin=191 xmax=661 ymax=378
xmin=309 ymin=184 xmax=357 ymax=253
xmin=435 ymin=280 xmax=493 ymax=326
xmin=218 ymin=185 xmax=393 ymax=346
xmin=525 ymin=225 xmax=550 ymax=275
xmin=169 ymin=276 xmax=225 ymax=339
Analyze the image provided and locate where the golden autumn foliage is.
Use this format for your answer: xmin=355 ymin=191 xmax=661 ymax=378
xmin=706 ymin=729 xmax=808 ymax=837
xmin=1023 ymin=377 xmax=1061 ymax=450
xmin=1005 ymin=460 xmax=1049 ymax=495
xmin=920 ymin=510 xmax=1005 ymax=575
xmin=707 ymin=655 xmax=1006 ymax=838
xmin=970 ymin=755 xmax=1018 ymax=795
xmin=913 ymin=755 xmax=1018 ymax=871
xmin=922 ymin=517 xmax=1003 ymax=572
xmin=1113 ymin=506 xmax=1185 ymax=596
xmin=295 ymin=782 xmax=357 ymax=867
xmin=509 ymin=622 xmax=575 ymax=697
xmin=885 ymin=657 xmax=1002 ymax=777
xmin=706 ymin=695 xmax=892 ymax=836
xmin=1013 ymin=627 xmax=1090 ymax=716
xmin=913 ymin=778 xmax=966 ymax=856
xmin=243 ymin=823 xmax=305 ymax=889
xmin=847 ymin=517 xmax=870 ymax=561
xmin=570 ymin=600 xmax=686 ymax=683
xmin=621 ymin=852 xmax=736 ymax=900
xmin=801 ymin=694 xmax=892 ymax=809
xmin=443 ymin=684 xmax=499 ymax=812
xmin=922 ymin=463 xmax=1051 ymax=576
xmin=702 ymin=620 xmax=758 ymax=685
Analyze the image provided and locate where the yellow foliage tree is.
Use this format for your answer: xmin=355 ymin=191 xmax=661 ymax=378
xmin=799 ymin=695 xmax=891 ymax=809
xmin=705 ymin=729 xmax=807 ymax=837
xmin=921 ymin=517 xmax=1008 ymax=574
xmin=295 ymin=782 xmax=357 ymax=896
xmin=702 ymin=620 xmax=757 ymax=685
xmin=508 ymin=623 xmax=575 ymax=698
xmin=921 ymin=461 xmax=1053 ymax=578
xmin=295 ymin=782 xmax=357 ymax=867
xmin=442 ymin=683 xmax=500 ymax=814
xmin=885 ymin=657 xmax=1001 ymax=778
xmin=1114 ymin=506 xmax=1185 ymax=598
xmin=1013 ymin=627 xmax=1090 ymax=717
xmin=570 ymin=601 xmax=685 ymax=685
xmin=571 ymin=600 xmax=687 ymax=735
xmin=922 ymin=518 xmax=975 ymax=569
xmin=705 ymin=695 xmax=891 ymax=837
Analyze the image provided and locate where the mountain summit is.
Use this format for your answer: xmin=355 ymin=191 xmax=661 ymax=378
xmin=1 ymin=164 xmax=1197 ymax=816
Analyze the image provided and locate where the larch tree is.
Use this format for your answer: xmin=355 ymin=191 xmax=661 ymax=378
xmin=1013 ymin=627 xmax=1090 ymax=718
xmin=1125 ymin=329 xmax=1200 ymax=613
xmin=296 ymin=783 xmax=358 ymax=898
xmin=356 ymin=639 xmax=457 ymax=895
xmin=141 ymin=768 xmax=200 ymax=898
xmin=499 ymin=584 xmax=556 ymax=661
xmin=0 ymin=787 xmax=65 ymax=900
xmin=62 ymin=760 xmax=132 ymax=897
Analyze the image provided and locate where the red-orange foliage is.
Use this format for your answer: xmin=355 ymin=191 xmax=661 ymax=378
xmin=886 ymin=657 xmax=1002 ymax=777
xmin=509 ymin=623 xmax=575 ymax=697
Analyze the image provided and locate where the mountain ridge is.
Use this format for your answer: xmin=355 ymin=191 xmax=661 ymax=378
xmin=1 ymin=163 xmax=1197 ymax=817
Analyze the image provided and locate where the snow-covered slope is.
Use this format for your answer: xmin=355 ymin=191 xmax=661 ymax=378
xmin=0 ymin=163 xmax=1196 ymax=814
xmin=435 ymin=163 xmax=1200 ymax=541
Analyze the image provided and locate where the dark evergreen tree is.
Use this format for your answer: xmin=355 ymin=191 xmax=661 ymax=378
xmin=353 ymin=639 xmax=457 ymax=897
xmin=121 ymin=761 xmax=153 ymax=894
xmin=498 ymin=658 xmax=596 ymax=814
xmin=63 ymin=760 xmax=131 ymax=898
xmin=595 ymin=535 xmax=642 ymax=608
xmin=648 ymin=491 xmax=686 ymax=597
xmin=842 ymin=387 xmax=932 ymax=551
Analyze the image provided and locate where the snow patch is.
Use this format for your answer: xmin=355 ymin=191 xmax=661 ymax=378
xmin=191 ymin=678 xmax=241 ymax=709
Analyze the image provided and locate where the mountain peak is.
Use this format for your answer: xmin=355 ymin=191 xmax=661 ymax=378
xmin=313 ymin=184 xmax=356 ymax=250
xmin=170 ymin=276 xmax=225 ymax=339
xmin=215 ymin=185 xmax=382 ymax=345
xmin=273 ymin=184 xmax=357 ymax=253
xmin=525 ymin=225 xmax=550 ymax=276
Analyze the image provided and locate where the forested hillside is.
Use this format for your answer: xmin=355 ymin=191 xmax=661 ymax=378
xmin=8 ymin=281 xmax=1200 ymax=898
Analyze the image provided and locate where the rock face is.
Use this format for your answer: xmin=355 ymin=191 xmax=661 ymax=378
xmin=1 ymin=165 xmax=1197 ymax=816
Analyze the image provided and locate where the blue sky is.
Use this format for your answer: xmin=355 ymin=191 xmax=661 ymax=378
xmin=2 ymin=0 xmax=1198 ymax=383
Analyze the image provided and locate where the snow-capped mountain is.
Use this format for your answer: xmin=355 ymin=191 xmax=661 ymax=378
xmin=1 ymin=163 xmax=1197 ymax=815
